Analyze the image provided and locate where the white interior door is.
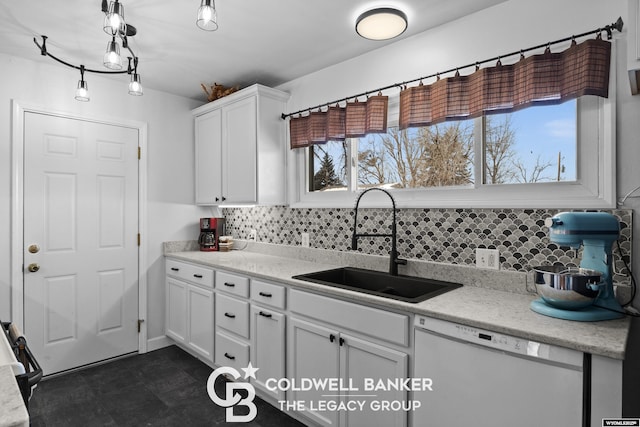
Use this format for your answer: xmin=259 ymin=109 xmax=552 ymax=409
xmin=23 ymin=112 xmax=139 ymax=375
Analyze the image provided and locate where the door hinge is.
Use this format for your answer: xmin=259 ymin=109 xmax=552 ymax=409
xmin=138 ymin=319 xmax=144 ymax=333
xmin=138 ymin=146 xmax=141 ymax=159
xmin=137 ymin=233 xmax=141 ymax=246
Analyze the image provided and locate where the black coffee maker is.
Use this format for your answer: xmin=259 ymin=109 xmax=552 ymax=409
xmin=198 ymin=218 xmax=225 ymax=251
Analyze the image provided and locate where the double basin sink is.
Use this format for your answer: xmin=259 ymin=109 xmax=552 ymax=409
xmin=293 ymin=267 xmax=461 ymax=303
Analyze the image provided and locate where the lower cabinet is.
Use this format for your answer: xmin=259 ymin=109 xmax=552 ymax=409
xmin=288 ymin=317 xmax=408 ymax=427
xmin=251 ymin=305 xmax=286 ymax=400
xmin=186 ymin=284 xmax=214 ymax=362
xmin=165 ymin=276 xmax=214 ymax=363
xmin=215 ymin=330 xmax=249 ymax=371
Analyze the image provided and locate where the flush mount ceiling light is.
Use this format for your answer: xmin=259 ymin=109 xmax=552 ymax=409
xmin=33 ymin=0 xmax=143 ymax=102
xmin=356 ymin=7 xmax=408 ymax=41
xmin=197 ymin=0 xmax=218 ymax=31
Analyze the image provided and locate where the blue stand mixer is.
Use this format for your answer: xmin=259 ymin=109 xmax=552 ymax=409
xmin=530 ymin=211 xmax=625 ymax=321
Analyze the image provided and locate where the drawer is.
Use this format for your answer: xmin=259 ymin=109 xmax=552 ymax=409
xmin=215 ymin=331 xmax=249 ymax=371
xmin=289 ymin=289 xmax=409 ymax=346
xmin=250 ymin=280 xmax=286 ymax=309
xmin=216 ymin=293 xmax=250 ymax=338
xmin=216 ymin=270 xmax=249 ymax=298
xmin=166 ymin=259 xmax=214 ymax=288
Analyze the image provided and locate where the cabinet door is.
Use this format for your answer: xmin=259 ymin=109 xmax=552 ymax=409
xmin=222 ymin=96 xmax=257 ymax=203
xmin=250 ymin=306 xmax=285 ymax=400
xmin=340 ymin=334 xmax=408 ymax=427
xmin=195 ymin=109 xmax=223 ymax=205
xmin=187 ymin=284 xmax=214 ymax=362
xmin=288 ymin=317 xmax=340 ymax=427
xmin=166 ymin=277 xmax=187 ymax=343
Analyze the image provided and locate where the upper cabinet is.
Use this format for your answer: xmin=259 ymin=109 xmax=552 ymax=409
xmin=192 ymin=84 xmax=290 ymax=205
xmin=629 ymin=1 xmax=640 ymax=94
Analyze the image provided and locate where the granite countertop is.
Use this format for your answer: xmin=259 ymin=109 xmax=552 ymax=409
xmin=0 ymin=366 xmax=28 ymax=427
xmin=166 ymin=248 xmax=630 ymax=360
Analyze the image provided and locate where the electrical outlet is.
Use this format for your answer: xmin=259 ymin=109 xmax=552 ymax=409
xmin=249 ymin=229 xmax=257 ymax=241
xmin=476 ymin=248 xmax=500 ymax=270
xmin=301 ymin=232 xmax=310 ymax=248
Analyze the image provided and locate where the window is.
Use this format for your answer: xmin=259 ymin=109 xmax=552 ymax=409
xmin=484 ymin=101 xmax=577 ymax=185
xmin=292 ymin=94 xmax=614 ymax=209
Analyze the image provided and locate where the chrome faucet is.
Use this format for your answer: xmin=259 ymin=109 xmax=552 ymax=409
xmin=351 ymin=188 xmax=407 ymax=276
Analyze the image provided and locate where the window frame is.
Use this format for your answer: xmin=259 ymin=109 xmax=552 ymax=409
xmin=287 ymin=73 xmax=615 ymax=210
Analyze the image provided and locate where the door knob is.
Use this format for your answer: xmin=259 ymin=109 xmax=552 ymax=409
xmin=27 ymin=263 xmax=40 ymax=273
xmin=28 ymin=244 xmax=40 ymax=254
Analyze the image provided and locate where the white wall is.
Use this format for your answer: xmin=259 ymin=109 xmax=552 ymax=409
xmin=0 ymin=53 xmax=209 ymax=340
xmin=277 ymin=0 xmax=640 ymax=308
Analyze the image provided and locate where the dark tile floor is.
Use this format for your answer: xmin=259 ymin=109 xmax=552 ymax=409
xmin=28 ymin=345 xmax=307 ymax=426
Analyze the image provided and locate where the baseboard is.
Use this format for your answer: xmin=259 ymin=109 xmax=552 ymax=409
xmin=146 ymin=335 xmax=174 ymax=352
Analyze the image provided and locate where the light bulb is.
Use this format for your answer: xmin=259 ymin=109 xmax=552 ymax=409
xmin=104 ymin=39 xmax=122 ymax=70
xmin=197 ymin=0 xmax=218 ymax=31
xmin=128 ymin=74 xmax=143 ymax=96
xmin=75 ymin=80 xmax=89 ymax=102
xmin=103 ymin=0 xmax=126 ymax=35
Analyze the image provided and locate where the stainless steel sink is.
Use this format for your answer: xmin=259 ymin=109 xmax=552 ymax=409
xmin=292 ymin=267 xmax=462 ymax=303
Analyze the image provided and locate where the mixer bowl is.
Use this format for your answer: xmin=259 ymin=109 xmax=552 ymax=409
xmin=532 ymin=266 xmax=602 ymax=310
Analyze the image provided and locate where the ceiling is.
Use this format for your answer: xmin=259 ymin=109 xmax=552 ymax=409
xmin=0 ymin=0 xmax=505 ymax=101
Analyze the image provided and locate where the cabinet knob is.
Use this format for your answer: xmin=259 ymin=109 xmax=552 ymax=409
xmin=329 ymin=334 xmax=336 ymax=343
xmin=215 ymin=197 xmax=220 ymax=202
xmin=339 ymin=337 xmax=345 ymax=346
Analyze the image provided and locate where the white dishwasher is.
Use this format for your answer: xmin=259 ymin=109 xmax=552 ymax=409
xmin=413 ymin=316 xmax=587 ymax=427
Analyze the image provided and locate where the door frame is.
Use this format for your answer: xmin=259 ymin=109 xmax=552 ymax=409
xmin=10 ymin=100 xmax=149 ymax=354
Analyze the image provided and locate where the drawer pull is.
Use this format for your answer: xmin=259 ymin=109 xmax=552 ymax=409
xmin=258 ymin=292 xmax=272 ymax=298
xmin=224 ymin=282 xmax=235 ymax=287
xmin=171 ymin=267 xmax=179 ymax=271
xmin=329 ymin=334 xmax=336 ymax=343
xmin=224 ymin=312 xmax=236 ymax=319
xmin=224 ymin=352 xmax=235 ymax=360
xmin=193 ymin=274 xmax=203 ymax=278
xmin=259 ymin=311 xmax=272 ymax=318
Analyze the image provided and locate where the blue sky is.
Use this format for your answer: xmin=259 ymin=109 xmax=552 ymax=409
xmin=507 ymin=100 xmax=577 ymax=182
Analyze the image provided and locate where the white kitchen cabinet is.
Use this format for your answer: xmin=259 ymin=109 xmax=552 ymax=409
xmin=194 ymin=109 xmax=222 ymax=204
xmin=288 ymin=317 xmax=341 ymax=427
xmin=192 ymin=84 xmax=289 ymax=205
xmin=186 ymin=285 xmax=214 ymax=362
xmin=165 ymin=260 xmax=215 ymax=363
xmin=165 ymin=276 xmax=187 ymax=344
xmin=250 ymin=305 xmax=286 ymax=401
xmin=340 ymin=334 xmax=408 ymax=427
xmin=288 ymin=316 xmax=408 ymax=427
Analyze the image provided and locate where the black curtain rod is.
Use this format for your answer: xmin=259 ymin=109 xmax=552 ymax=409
xmin=281 ymin=17 xmax=623 ymax=120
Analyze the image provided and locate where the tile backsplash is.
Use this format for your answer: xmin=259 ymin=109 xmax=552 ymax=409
xmin=222 ymin=206 xmax=632 ymax=280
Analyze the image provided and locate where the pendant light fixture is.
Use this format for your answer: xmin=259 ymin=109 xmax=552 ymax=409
xmin=197 ymin=0 xmax=218 ymax=31
xmin=128 ymin=58 xmax=143 ymax=96
xmin=75 ymin=66 xmax=90 ymax=102
xmin=34 ymin=0 xmax=143 ymax=101
xmin=355 ymin=7 xmax=408 ymax=41
xmin=103 ymin=0 xmax=126 ymax=36
xmin=103 ymin=36 xmax=123 ymax=70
